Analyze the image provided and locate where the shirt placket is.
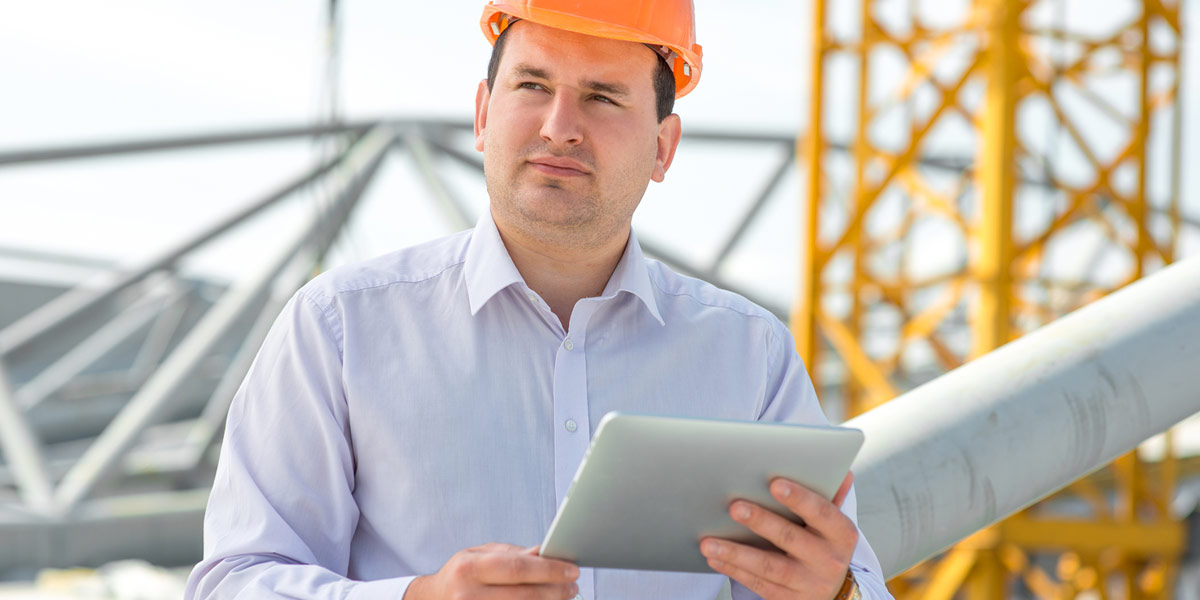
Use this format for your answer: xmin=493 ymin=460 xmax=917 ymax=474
xmin=552 ymin=297 xmax=600 ymax=600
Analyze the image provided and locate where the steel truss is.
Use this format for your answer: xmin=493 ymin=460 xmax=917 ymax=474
xmin=0 ymin=119 xmax=809 ymax=571
xmin=798 ymin=0 xmax=1193 ymax=597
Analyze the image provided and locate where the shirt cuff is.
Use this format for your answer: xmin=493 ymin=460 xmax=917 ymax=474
xmin=344 ymin=575 xmax=417 ymax=600
xmin=850 ymin=566 xmax=895 ymax=600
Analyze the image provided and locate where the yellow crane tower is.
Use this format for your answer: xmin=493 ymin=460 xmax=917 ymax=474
xmin=794 ymin=0 xmax=1188 ymax=597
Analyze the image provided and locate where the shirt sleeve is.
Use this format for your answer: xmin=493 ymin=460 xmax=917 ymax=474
xmin=184 ymin=291 xmax=414 ymax=600
xmin=731 ymin=319 xmax=895 ymax=600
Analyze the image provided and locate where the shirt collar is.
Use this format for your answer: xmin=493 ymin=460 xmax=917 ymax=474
xmin=464 ymin=210 xmax=526 ymax=316
xmin=600 ymin=231 xmax=665 ymax=326
xmin=464 ymin=210 xmax=664 ymax=326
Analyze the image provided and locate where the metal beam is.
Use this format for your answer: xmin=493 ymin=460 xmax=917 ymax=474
xmin=50 ymin=125 xmax=398 ymax=514
xmin=0 ymin=122 xmax=370 ymax=168
xmin=708 ymin=146 xmax=795 ymax=275
xmin=848 ymin=255 xmax=1200 ymax=577
xmin=16 ymin=279 xmax=183 ymax=411
xmin=426 ymin=137 xmax=484 ymax=173
xmin=3 ymin=118 xmax=1194 ymax=229
xmin=407 ymin=132 xmax=476 ymax=231
xmin=972 ymin=0 xmax=1020 ymax=358
xmin=0 ymin=244 xmax=117 ymax=270
xmin=0 ymin=144 xmax=351 ymax=359
xmin=0 ymin=363 xmax=53 ymax=512
xmin=0 ymin=489 xmax=209 ymax=571
xmin=128 ymin=293 xmax=191 ymax=382
xmin=0 ymin=119 xmax=477 ymax=169
xmin=636 ymin=238 xmax=789 ymax=320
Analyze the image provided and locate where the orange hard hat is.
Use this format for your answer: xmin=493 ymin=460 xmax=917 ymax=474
xmin=480 ymin=0 xmax=703 ymax=98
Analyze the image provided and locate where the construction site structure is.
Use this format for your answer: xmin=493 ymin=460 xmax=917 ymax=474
xmin=0 ymin=120 xmax=826 ymax=570
xmin=0 ymin=1 xmax=1197 ymax=594
xmin=796 ymin=0 xmax=1191 ymax=597
xmin=849 ymin=254 xmax=1200 ymax=578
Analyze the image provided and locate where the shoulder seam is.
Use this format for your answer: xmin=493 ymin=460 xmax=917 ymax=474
xmin=645 ymin=262 xmax=777 ymax=325
xmin=293 ymin=290 xmax=346 ymax=360
xmin=295 ymin=259 xmax=468 ymax=355
xmin=325 ymin=259 xmax=467 ymax=298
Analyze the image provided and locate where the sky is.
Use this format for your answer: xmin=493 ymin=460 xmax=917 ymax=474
xmin=0 ymin=1 xmax=812 ymax=142
xmin=1 ymin=0 xmax=1198 ymax=312
xmin=0 ymin=0 xmax=820 ymax=306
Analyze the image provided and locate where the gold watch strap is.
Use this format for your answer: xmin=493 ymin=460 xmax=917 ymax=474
xmin=834 ymin=568 xmax=861 ymax=600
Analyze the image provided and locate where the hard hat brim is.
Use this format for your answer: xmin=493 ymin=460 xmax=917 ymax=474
xmin=481 ymin=3 xmax=702 ymax=98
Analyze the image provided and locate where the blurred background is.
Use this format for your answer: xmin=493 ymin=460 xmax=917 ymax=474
xmin=1 ymin=0 xmax=1199 ymax=598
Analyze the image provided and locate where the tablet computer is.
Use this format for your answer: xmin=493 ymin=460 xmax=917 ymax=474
xmin=538 ymin=411 xmax=863 ymax=573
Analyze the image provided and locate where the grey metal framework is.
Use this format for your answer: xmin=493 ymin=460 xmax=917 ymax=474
xmin=1 ymin=119 xmax=1197 ymax=579
xmin=0 ymin=119 xmax=810 ymax=571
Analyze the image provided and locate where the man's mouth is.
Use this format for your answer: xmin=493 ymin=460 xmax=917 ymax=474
xmin=527 ymin=156 xmax=590 ymax=177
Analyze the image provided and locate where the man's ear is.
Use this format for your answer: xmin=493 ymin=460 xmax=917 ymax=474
xmin=651 ymin=113 xmax=682 ymax=183
xmin=474 ymin=79 xmax=490 ymax=152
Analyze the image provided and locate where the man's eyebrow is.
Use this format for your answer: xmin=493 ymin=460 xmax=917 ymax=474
xmin=512 ymin=63 xmax=551 ymax=80
xmin=582 ymin=80 xmax=630 ymax=98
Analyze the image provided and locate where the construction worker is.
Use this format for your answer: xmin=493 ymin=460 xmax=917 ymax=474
xmin=186 ymin=2 xmax=891 ymax=599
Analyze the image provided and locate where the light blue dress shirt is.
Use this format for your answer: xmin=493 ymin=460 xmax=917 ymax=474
xmin=185 ymin=211 xmax=892 ymax=600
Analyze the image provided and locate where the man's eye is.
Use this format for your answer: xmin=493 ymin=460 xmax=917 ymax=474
xmin=519 ymin=82 xmax=546 ymax=91
xmin=593 ymin=95 xmax=617 ymax=105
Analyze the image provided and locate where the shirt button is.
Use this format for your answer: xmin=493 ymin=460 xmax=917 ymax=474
xmin=527 ymin=292 xmax=538 ymax=303
xmin=565 ymin=419 xmax=578 ymax=432
xmin=564 ymin=338 xmax=575 ymax=351
xmin=574 ymin=595 xmax=583 ymax=600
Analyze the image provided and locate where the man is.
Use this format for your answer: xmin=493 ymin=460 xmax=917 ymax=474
xmin=186 ymin=2 xmax=892 ymax=599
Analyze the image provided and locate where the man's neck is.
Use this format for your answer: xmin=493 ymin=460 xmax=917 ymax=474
xmin=495 ymin=225 xmax=628 ymax=333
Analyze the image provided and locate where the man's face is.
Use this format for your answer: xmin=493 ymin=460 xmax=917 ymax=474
xmin=474 ymin=21 xmax=682 ymax=252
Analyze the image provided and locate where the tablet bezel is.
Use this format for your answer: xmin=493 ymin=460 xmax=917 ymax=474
xmin=539 ymin=411 xmax=864 ymax=573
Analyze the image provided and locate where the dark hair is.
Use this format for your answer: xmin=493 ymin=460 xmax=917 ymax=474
xmin=486 ymin=26 xmax=676 ymax=123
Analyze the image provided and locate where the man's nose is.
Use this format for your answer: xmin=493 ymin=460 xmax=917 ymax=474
xmin=539 ymin=92 xmax=584 ymax=148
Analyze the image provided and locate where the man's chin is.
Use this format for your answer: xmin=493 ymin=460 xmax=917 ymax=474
xmin=525 ymin=179 xmax=584 ymax=195
xmin=514 ymin=189 xmax=594 ymax=214
xmin=518 ymin=211 xmax=591 ymax=231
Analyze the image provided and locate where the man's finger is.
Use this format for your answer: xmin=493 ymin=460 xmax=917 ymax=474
xmin=707 ymin=558 xmax=796 ymax=600
xmin=472 ymin=552 xmax=580 ymax=586
xmin=832 ymin=472 xmax=854 ymax=508
xmin=725 ymin=500 xmax=821 ymax=561
xmin=699 ymin=537 xmax=803 ymax=591
xmin=769 ymin=478 xmax=858 ymax=545
xmin=701 ymin=538 xmax=803 ymax=598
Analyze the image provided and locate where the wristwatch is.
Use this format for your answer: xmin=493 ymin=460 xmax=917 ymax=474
xmin=834 ymin=569 xmax=861 ymax=600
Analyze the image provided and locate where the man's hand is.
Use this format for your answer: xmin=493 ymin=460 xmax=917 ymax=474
xmin=405 ymin=543 xmax=580 ymax=600
xmin=700 ymin=473 xmax=858 ymax=600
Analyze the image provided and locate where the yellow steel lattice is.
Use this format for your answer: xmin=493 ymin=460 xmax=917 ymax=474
xmin=794 ymin=0 xmax=1188 ymax=597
